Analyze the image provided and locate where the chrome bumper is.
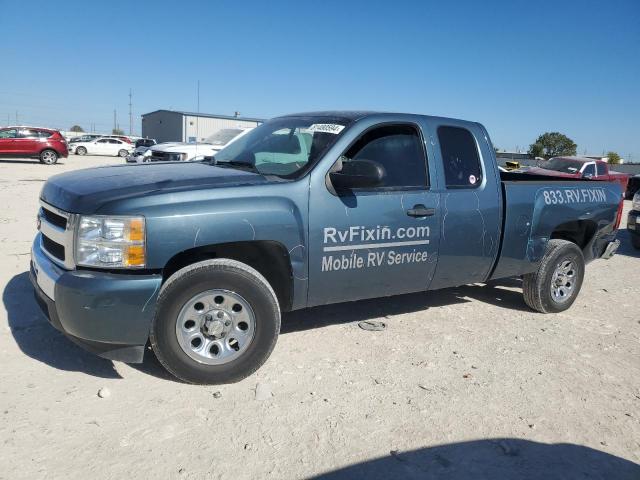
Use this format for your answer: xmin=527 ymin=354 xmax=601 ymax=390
xmin=31 ymin=234 xmax=64 ymax=300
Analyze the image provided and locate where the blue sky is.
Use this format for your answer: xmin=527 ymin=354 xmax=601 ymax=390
xmin=1 ymin=0 xmax=639 ymax=158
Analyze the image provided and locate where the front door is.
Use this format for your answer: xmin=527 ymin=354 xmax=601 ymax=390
xmin=308 ymin=123 xmax=440 ymax=306
xmin=0 ymin=128 xmax=18 ymax=155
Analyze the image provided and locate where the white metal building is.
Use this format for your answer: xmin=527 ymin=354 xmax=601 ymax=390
xmin=141 ymin=110 xmax=263 ymax=143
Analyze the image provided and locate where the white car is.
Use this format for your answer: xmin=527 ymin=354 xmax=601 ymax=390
xmin=72 ymin=137 xmax=134 ymax=157
xmin=147 ymin=128 xmax=254 ymax=163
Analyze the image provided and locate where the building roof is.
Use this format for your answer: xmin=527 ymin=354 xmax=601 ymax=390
xmin=141 ymin=109 xmax=264 ymax=123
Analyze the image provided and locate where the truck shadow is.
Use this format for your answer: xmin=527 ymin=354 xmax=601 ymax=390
xmin=4 ymin=271 xmax=526 ymax=381
xmin=310 ymin=438 xmax=639 ymax=479
xmin=615 ymin=229 xmax=640 ymax=258
xmin=3 ymin=272 xmax=122 ymax=379
xmin=282 ymin=278 xmax=528 ymax=334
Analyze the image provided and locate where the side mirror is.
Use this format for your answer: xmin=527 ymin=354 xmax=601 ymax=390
xmin=582 ymin=172 xmax=593 ymax=179
xmin=329 ymin=159 xmax=385 ymax=190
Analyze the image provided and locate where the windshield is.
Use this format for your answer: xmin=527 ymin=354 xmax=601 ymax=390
xmin=204 ymin=128 xmax=245 ymax=146
xmin=543 ymin=158 xmax=585 ymax=174
xmin=213 ymin=116 xmax=352 ymax=178
xmin=136 ymin=139 xmax=155 ymax=148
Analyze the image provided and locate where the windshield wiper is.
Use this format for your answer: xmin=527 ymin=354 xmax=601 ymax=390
xmin=214 ymin=160 xmax=257 ymax=172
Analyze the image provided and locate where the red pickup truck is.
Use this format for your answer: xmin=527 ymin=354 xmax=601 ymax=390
xmin=519 ymin=156 xmax=630 ymax=193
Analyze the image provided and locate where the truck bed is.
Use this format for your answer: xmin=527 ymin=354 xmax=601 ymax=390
xmin=490 ymin=175 xmax=622 ymax=281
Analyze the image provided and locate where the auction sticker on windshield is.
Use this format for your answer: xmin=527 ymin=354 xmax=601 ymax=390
xmin=307 ymin=124 xmax=345 ymax=134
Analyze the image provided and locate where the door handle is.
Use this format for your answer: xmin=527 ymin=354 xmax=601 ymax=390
xmin=406 ymin=204 xmax=435 ymax=217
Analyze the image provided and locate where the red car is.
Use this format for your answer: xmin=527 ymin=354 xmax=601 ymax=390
xmin=0 ymin=126 xmax=69 ymax=164
xmin=519 ymin=156 xmax=629 ymax=194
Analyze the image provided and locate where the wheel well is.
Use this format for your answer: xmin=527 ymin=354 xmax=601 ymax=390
xmin=550 ymin=220 xmax=597 ymax=250
xmin=162 ymin=241 xmax=294 ymax=311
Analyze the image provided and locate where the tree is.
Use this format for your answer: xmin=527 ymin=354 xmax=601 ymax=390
xmin=70 ymin=125 xmax=84 ymax=133
xmin=112 ymin=128 xmax=125 ymax=135
xmin=528 ymin=132 xmax=577 ymax=159
xmin=529 ymin=143 xmax=544 ymax=158
xmin=607 ymin=151 xmax=621 ymax=164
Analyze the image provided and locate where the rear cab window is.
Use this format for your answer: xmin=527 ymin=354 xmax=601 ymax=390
xmin=596 ymin=162 xmax=607 ymax=176
xmin=438 ymin=126 xmax=482 ymax=188
xmin=583 ymin=163 xmax=596 ymax=176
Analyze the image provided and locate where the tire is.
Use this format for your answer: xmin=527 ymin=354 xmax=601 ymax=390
xmin=118 ymin=149 xmax=128 ymax=157
xmin=522 ymin=239 xmax=585 ymax=313
xmin=40 ymin=149 xmax=58 ymax=165
xmin=150 ymin=259 xmax=281 ymax=384
xmin=631 ymin=234 xmax=640 ymax=250
xmin=76 ymin=146 xmax=87 ymax=156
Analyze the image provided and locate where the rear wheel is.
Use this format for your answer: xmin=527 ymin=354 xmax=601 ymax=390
xmin=118 ymin=149 xmax=128 ymax=157
xmin=150 ymin=259 xmax=280 ymax=384
xmin=40 ymin=149 xmax=58 ymax=165
xmin=76 ymin=146 xmax=87 ymax=155
xmin=523 ymin=239 xmax=585 ymax=313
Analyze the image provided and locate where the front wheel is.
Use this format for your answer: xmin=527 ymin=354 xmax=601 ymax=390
xmin=118 ymin=149 xmax=129 ymax=157
xmin=40 ymin=149 xmax=58 ymax=165
xmin=523 ymin=239 xmax=585 ymax=313
xmin=150 ymin=259 xmax=281 ymax=384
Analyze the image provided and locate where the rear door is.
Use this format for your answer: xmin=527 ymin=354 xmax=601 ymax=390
xmin=0 ymin=128 xmax=18 ymax=155
xmin=308 ymin=121 xmax=440 ymax=305
xmin=14 ymin=128 xmax=41 ymax=156
xmin=427 ymin=122 xmax=502 ymax=290
xmin=93 ymin=139 xmax=111 ymax=154
xmin=109 ymin=139 xmax=124 ymax=155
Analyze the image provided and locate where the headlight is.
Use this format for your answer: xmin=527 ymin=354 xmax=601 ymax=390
xmin=633 ymin=192 xmax=640 ymax=211
xmin=76 ymin=216 xmax=146 ymax=268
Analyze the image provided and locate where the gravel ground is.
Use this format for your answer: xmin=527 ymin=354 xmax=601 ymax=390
xmin=0 ymin=154 xmax=639 ymax=479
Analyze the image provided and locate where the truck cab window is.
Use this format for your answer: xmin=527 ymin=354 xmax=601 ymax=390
xmin=438 ymin=126 xmax=482 ymax=188
xmin=596 ymin=162 xmax=607 ymax=176
xmin=583 ymin=164 xmax=596 ymax=177
xmin=342 ymin=124 xmax=427 ymax=188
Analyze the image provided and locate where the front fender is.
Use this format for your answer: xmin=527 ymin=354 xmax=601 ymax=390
xmin=104 ymin=180 xmax=310 ymax=309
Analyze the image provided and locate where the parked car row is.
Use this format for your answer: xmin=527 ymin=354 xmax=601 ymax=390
xmin=126 ymin=128 xmax=253 ymax=164
xmin=68 ymin=134 xmax=133 ymax=145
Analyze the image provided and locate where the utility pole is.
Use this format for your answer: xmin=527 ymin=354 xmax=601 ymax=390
xmin=113 ymin=109 xmax=117 ymax=133
xmin=15 ymin=111 xmax=18 ymax=125
xmin=128 ymin=89 xmax=133 ymax=135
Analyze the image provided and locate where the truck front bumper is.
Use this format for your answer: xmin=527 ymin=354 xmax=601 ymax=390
xmin=29 ymin=234 xmax=162 ymax=363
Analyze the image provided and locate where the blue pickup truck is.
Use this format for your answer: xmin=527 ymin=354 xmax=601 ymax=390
xmin=30 ymin=112 xmax=623 ymax=383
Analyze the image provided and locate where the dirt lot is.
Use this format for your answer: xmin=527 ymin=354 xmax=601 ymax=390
xmin=0 ymin=154 xmax=639 ymax=479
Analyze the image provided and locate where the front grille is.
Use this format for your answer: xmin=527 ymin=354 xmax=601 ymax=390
xmin=39 ymin=201 xmax=74 ymax=269
xmin=42 ymin=235 xmax=65 ymax=261
xmin=41 ymin=207 xmax=67 ymax=230
xmin=150 ymin=151 xmax=182 ymax=162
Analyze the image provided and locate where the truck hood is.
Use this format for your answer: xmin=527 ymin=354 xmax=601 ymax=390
xmin=40 ymin=162 xmax=276 ymax=213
